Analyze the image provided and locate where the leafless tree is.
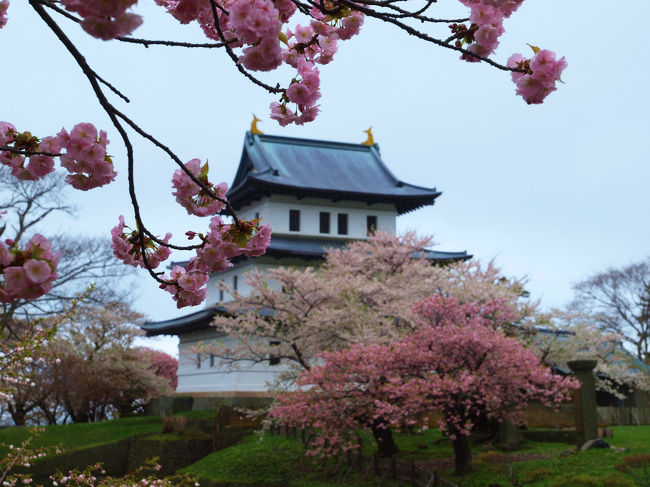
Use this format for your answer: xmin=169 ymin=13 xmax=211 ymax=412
xmin=0 ymin=168 xmax=136 ymax=337
xmin=573 ymin=259 xmax=650 ymax=365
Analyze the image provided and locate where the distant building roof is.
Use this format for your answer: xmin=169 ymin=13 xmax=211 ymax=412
xmin=264 ymin=235 xmax=470 ymax=261
xmin=226 ymin=132 xmax=441 ymax=214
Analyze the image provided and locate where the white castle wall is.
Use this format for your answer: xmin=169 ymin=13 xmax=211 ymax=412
xmin=237 ymin=195 xmax=396 ymax=239
xmin=177 ymin=329 xmax=288 ymax=395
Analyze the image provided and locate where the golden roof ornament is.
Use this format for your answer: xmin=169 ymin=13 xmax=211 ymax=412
xmin=250 ymin=114 xmax=264 ymax=135
xmin=361 ymin=127 xmax=375 ymax=146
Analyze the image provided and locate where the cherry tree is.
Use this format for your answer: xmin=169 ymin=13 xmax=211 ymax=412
xmin=0 ymin=0 xmax=565 ymax=307
xmin=210 ymin=232 xmax=532 ymax=382
xmin=271 ymin=296 xmax=578 ymax=476
xmin=1 ymin=302 xmax=173 ymax=424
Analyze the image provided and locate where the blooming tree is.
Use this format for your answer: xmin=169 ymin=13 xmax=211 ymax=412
xmin=271 ymin=296 xmax=578 ymax=476
xmin=1 ymin=302 xmax=173 ymax=425
xmin=210 ymin=232 xmax=532 ymax=382
xmin=0 ymin=0 xmax=565 ymax=307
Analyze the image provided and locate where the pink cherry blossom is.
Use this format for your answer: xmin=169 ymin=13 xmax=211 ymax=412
xmin=0 ymin=1 xmax=8 ymax=29
xmin=0 ymin=121 xmax=15 ymax=145
xmin=61 ymin=0 xmax=142 ymax=40
xmin=58 ymin=123 xmax=117 ymax=190
xmin=0 ymin=234 xmax=59 ymax=303
xmin=507 ymin=49 xmax=567 ymax=104
xmin=110 ymin=215 xmax=171 ymax=269
xmin=244 ymin=224 xmax=271 ymax=257
xmin=172 ymin=159 xmax=229 ymax=216
xmin=23 ymin=259 xmax=52 ymax=284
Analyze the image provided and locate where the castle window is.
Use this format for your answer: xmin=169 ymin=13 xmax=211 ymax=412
xmin=255 ymin=212 xmax=260 ymax=220
xmin=233 ymin=275 xmax=238 ymax=291
xmin=210 ymin=354 xmax=215 ymax=367
xmin=367 ymin=215 xmax=378 ymax=235
xmin=196 ymin=354 xmax=201 ymax=369
xmin=319 ymin=212 xmax=330 ymax=234
xmin=269 ymin=340 xmax=281 ymax=366
xmin=337 ymin=213 xmax=348 ymax=235
xmin=219 ymin=288 xmax=224 ymax=302
xmin=289 ymin=209 xmax=300 ymax=231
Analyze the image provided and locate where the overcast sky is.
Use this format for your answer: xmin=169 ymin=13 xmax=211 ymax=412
xmin=3 ymin=1 xmax=649 ymax=356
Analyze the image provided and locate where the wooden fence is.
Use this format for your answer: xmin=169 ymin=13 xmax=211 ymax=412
xmin=270 ymin=425 xmax=460 ymax=487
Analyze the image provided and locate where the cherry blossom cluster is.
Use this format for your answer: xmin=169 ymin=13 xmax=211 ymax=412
xmin=111 ymin=215 xmax=172 ymax=269
xmin=507 ymin=47 xmax=567 ymax=104
xmin=172 ymin=159 xmax=228 ymax=216
xmin=0 ymin=121 xmax=117 ymax=189
xmin=0 ymin=228 xmax=60 ymax=304
xmin=456 ymin=0 xmax=524 ymax=61
xmin=0 ymin=1 xmax=8 ymax=29
xmin=159 ymin=215 xmax=271 ymax=308
xmin=111 ymin=157 xmax=271 ymax=308
xmin=154 ymin=0 xmax=363 ymax=125
xmin=60 ymin=0 xmax=143 ymax=40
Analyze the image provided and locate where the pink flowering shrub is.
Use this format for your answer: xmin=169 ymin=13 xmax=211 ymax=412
xmin=271 ymin=296 xmax=578 ymax=475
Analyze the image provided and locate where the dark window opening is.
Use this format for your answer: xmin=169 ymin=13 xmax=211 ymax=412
xmin=269 ymin=340 xmax=281 ymax=366
xmin=289 ymin=209 xmax=300 ymax=231
xmin=255 ymin=212 xmax=260 ymax=220
xmin=367 ymin=215 xmax=378 ymax=235
xmin=319 ymin=212 xmax=330 ymax=234
xmin=196 ymin=354 xmax=201 ymax=369
xmin=233 ymin=275 xmax=238 ymax=291
xmin=337 ymin=213 xmax=348 ymax=235
xmin=210 ymin=354 xmax=215 ymax=368
xmin=219 ymin=288 xmax=224 ymax=302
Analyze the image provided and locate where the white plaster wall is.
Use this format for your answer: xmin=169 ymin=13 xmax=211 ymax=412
xmin=177 ymin=330 xmax=289 ymax=393
xmin=204 ymin=261 xmax=277 ymax=306
xmin=238 ymin=195 xmax=397 ymax=239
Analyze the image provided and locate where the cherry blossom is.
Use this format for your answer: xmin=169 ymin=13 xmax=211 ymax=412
xmin=58 ymin=123 xmax=117 ymax=190
xmin=0 ymin=233 xmax=60 ymax=304
xmin=110 ymin=215 xmax=172 ymax=269
xmin=507 ymin=47 xmax=567 ymax=104
xmin=0 ymin=1 xmax=8 ymax=29
xmin=61 ymin=0 xmax=143 ymax=40
xmin=172 ymin=159 xmax=229 ymax=216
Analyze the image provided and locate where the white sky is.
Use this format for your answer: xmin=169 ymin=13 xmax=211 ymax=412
xmin=2 ymin=1 xmax=649 ymax=356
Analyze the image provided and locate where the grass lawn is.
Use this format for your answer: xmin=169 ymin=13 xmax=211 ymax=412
xmin=0 ymin=416 xmax=161 ymax=456
xmin=183 ymin=426 xmax=650 ymax=487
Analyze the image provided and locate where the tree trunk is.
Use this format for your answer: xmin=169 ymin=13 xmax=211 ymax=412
xmin=452 ymin=434 xmax=471 ymax=476
xmin=371 ymin=419 xmax=399 ymax=457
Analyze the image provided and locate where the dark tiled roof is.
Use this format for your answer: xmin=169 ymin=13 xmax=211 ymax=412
xmin=226 ymin=132 xmax=440 ymax=214
xmin=266 ymin=235 xmax=471 ymax=261
xmin=141 ymin=307 xmax=225 ymax=336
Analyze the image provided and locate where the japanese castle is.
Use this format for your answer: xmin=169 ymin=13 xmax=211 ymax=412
xmin=142 ymin=128 xmax=469 ymax=397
